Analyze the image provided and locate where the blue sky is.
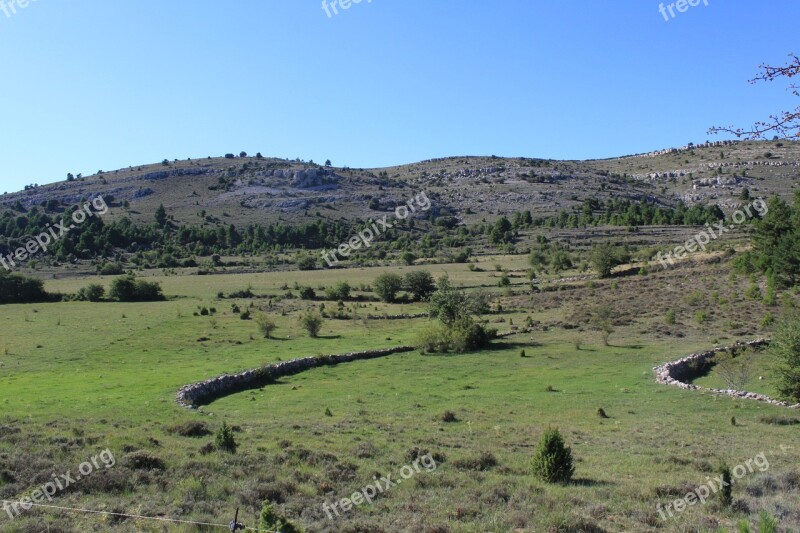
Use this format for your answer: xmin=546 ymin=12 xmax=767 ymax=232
xmin=0 ymin=0 xmax=797 ymax=192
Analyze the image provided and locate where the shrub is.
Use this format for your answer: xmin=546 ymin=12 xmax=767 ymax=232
xmin=450 ymin=318 xmax=496 ymax=353
xmin=531 ymin=427 xmax=575 ymax=484
xmin=453 ymin=452 xmax=498 ymax=471
xmin=122 ymin=451 xmax=166 ymax=470
xmin=109 ymin=276 xmax=165 ymax=302
xmin=745 ymin=283 xmax=762 ymax=300
xmin=756 ymin=510 xmax=779 ymax=533
xmin=99 ymin=262 xmax=124 ymax=276
xmin=77 ymin=283 xmax=105 ymax=302
xmin=215 ymin=421 xmax=237 ymax=453
xmin=400 ymin=251 xmax=417 ymax=266
xmin=417 ymin=322 xmax=452 ymax=353
xmin=441 ymin=411 xmax=458 ymax=423
xmin=299 ymin=287 xmax=316 ymax=300
xmin=324 ymin=281 xmax=350 ymax=301
xmin=417 ymin=318 xmax=494 ymax=354
xmin=255 ymin=313 xmax=277 ymax=339
xmin=168 ymin=421 xmax=211 ymax=437
xmin=0 ymin=272 xmax=51 ymax=305
xmin=228 ymin=287 xmax=254 ymax=298
xmin=695 ymin=311 xmax=709 ymax=324
xmin=665 ymin=309 xmax=677 ymax=325
xmin=298 ymin=310 xmax=324 ymax=338
xmin=259 ymin=502 xmax=302 ymax=533
xmin=296 ymin=255 xmax=316 ymax=271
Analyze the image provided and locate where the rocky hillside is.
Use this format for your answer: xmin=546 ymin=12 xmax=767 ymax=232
xmin=2 ymin=140 xmax=798 ymax=228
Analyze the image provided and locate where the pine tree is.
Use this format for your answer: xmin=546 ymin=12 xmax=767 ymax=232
xmin=531 ymin=427 xmax=575 ymax=484
xmin=154 ymin=204 xmax=167 ymax=226
xmin=771 ymin=315 xmax=800 ymax=402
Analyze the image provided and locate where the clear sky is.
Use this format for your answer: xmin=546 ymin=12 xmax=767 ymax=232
xmin=0 ymin=0 xmax=797 ymax=192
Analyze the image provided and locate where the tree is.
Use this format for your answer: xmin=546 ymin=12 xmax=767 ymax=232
xmin=713 ymin=349 xmax=756 ymax=390
xmin=710 ymin=53 xmax=800 ymax=139
xmin=590 ymin=304 xmax=616 ymax=346
xmin=255 ymin=313 xmax=277 ymax=339
xmin=154 ymin=204 xmax=167 ymax=227
xmin=421 ymin=276 xmax=496 ymax=353
xmin=405 ymin=271 xmax=435 ymax=301
xmin=591 ymin=243 xmax=622 ymax=279
xmin=531 ymin=427 xmax=575 ymax=484
xmin=374 ymin=273 xmax=404 ymax=303
xmin=490 ymin=216 xmax=514 ymax=244
xmin=239 ymin=151 xmax=247 ymax=158
xmin=325 ymin=159 xmax=332 ymax=167
xmin=428 ymin=276 xmax=469 ymax=326
xmin=550 ymin=250 xmax=573 ymax=272
xmin=770 ymin=314 xmax=800 ymax=402
xmin=299 ymin=310 xmax=324 ymax=337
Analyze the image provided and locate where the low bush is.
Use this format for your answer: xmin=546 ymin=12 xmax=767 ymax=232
xmin=0 ymin=272 xmax=53 ymax=304
xmin=168 ymin=421 xmax=211 ymax=437
xmin=122 ymin=451 xmax=166 ymax=471
xmin=109 ymin=276 xmax=165 ymax=302
xmin=98 ymin=262 xmax=124 ymax=276
xmin=76 ymin=283 xmax=105 ymax=302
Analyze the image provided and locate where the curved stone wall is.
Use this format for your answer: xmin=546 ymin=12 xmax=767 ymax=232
xmin=176 ymin=346 xmax=415 ymax=408
xmin=653 ymin=339 xmax=800 ymax=408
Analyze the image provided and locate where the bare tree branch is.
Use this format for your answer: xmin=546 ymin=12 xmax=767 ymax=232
xmin=709 ymin=53 xmax=800 ymax=140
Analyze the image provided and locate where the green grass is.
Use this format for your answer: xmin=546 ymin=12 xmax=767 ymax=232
xmin=691 ymin=352 xmax=781 ymax=397
xmin=1 ymin=259 xmax=798 ymax=532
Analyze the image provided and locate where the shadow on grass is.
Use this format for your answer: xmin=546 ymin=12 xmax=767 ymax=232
xmin=571 ymin=478 xmax=613 ymax=487
xmin=492 ymin=340 xmax=542 ymax=351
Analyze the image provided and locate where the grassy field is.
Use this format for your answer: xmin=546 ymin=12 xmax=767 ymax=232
xmin=1 ymin=254 xmax=799 ymax=532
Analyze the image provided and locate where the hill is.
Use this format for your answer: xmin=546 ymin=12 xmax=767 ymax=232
xmin=3 ymin=140 xmax=798 ymax=230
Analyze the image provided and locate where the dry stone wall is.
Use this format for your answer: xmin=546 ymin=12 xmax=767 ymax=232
xmin=653 ymin=339 xmax=800 ymax=408
xmin=176 ymin=346 xmax=415 ymax=408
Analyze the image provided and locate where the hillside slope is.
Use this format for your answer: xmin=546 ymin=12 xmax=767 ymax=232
xmin=2 ymin=140 xmax=798 ymax=228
